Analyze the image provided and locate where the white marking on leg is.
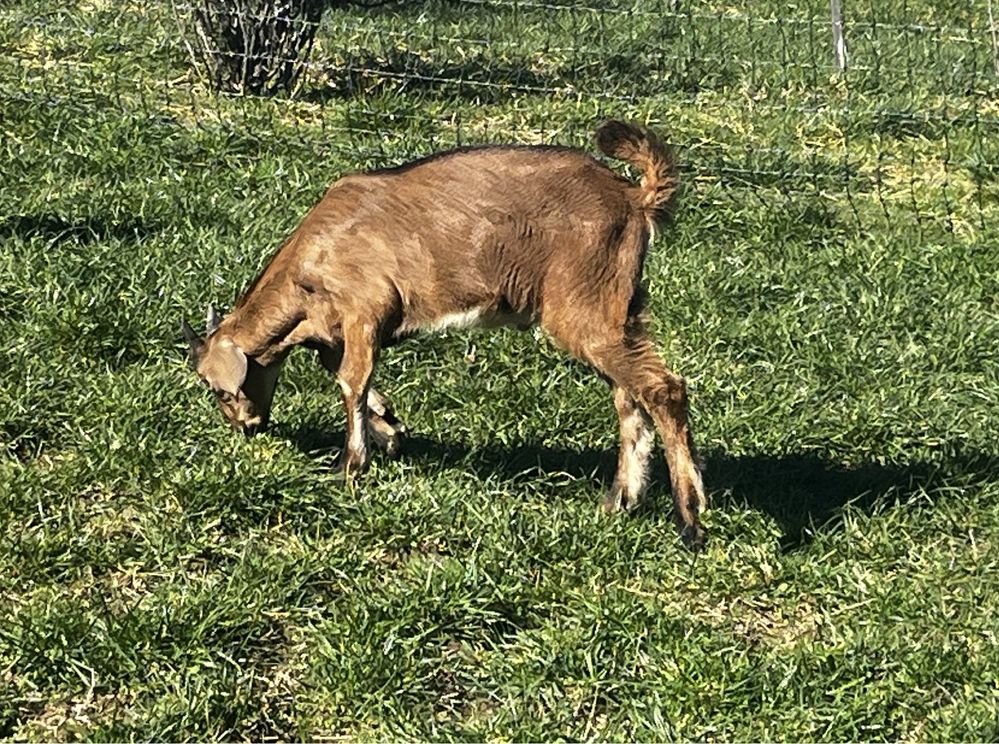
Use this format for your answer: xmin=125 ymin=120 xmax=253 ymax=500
xmin=625 ymin=419 xmax=655 ymax=498
xmin=365 ymin=389 xmax=387 ymax=416
xmin=612 ymin=391 xmax=651 ymax=508
xmin=686 ymin=459 xmax=706 ymax=512
xmin=349 ymin=403 xmax=367 ymax=459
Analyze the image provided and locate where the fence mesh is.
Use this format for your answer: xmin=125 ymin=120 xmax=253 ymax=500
xmin=4 ymin=0 xmax=998 ymax=244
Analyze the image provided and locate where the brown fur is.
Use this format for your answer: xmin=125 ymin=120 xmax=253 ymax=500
xmin=184 ymin=120 xmax=707 ymax=549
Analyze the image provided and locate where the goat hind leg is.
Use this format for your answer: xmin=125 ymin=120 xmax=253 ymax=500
xmin=604 ymin=384 xmax=655 ymax=514
xmin=590 ymin=339 xmax=707 ymax=550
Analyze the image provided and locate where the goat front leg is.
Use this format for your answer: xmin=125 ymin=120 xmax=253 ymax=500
xmin=318 ymin=346 xmax=407 ymax=457
xmin=334 ymin=322 xmax=378 ymax=477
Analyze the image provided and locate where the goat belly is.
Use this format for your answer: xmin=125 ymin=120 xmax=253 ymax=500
xmin=414 ymin=307 xmax=487 ymax=334
xmin=394 ymin=304 xmax=535 ymax=338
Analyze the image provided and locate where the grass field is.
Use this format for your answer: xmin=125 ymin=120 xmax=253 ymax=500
xmin=2 ymin=0 xmax=999 ymax=739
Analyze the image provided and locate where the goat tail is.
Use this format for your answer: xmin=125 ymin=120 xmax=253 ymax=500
xmin=596 ymin=120 xmax=679 ymax=224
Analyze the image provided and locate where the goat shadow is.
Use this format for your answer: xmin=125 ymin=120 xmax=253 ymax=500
xmin=286 ymin=425 xmax=997 ymax=550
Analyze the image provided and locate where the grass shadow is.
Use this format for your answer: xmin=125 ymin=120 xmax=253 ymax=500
xmin=305 ymin=10 xmax=695 ymax=105
xmin=0 ymin=213 xmax=161 ymax=246
xmin=285 ymin=424 xmax=997 ymax=549
xmin=307 ymin=50 xmax=560 ymax=105
xmin=308 ymin=48 xmax=734 ymax=104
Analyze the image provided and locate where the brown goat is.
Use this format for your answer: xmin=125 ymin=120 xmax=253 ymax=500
xmin=183 ymin=120 xmax=707 ymax=548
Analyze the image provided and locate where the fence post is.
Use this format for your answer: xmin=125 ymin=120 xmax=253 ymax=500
xmin=830 ymin=0 xmax=847 ymax=71
xmin=989 ymin=0 xmax=999 ymax=77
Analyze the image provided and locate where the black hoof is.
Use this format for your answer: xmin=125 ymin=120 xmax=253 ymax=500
xmin=382 ymin=430 xmax=405 ymax=459
xmin=678 ymin=523 xmax=707 ymax=552
xmin=368 ymin=426 xmax=406 ymax=459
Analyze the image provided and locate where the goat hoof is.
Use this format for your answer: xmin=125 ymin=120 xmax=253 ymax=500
xmin=602 ymin=492 xmax=623 ymax=514
xmin=331 ymin=460 xmax=368 ymax=483
xmin=382 ymin=431 xmax=405 ymax=459
xmin=678 ymin=523 xmax=706 ymax=552
xmin=368 ymin=427 xmax=406 ymax=459
xmin=602 ymin=486 xmax=637 ymax=514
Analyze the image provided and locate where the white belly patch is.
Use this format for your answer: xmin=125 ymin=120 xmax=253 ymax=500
xmin=395 ymin=306 xmax=535 ymax=337
xmin=423 ymin=307 xmax=485 ymax=333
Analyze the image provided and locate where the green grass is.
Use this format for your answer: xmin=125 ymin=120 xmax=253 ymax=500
xmin=2 ymin=0 xmax=999 ymax=739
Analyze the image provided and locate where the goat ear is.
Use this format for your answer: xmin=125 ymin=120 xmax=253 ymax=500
xmin=200 ymin=339 xmax=247 ymax=396
xmin=206 ymin=305 xmax=222 ymax=335
xmin=181 ymin=319 xmax=203 ymax=368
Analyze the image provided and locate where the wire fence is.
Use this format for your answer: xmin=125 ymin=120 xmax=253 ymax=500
xmin=4 ymin=0 xmax=998 ymax=242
